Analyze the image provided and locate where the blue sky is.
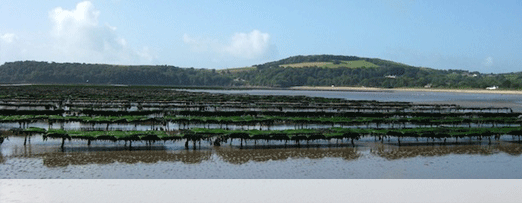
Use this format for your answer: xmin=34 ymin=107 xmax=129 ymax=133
xmin=1 ymin=0 xmax=521 ymax=73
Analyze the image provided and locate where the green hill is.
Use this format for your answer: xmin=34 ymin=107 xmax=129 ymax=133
xmin=233 ymin=55 xmax=520 ymax=89
xmin=279 ymin=60 xmax=379 ymax=68
xmin=1 ymin=55 xmax=521 ymax=89
xmin=0 ymin=61 xmax=237 ymax=86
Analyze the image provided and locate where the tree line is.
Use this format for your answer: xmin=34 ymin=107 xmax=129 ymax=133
xmin=1 ymin=56 xmax=521 ymax=89
xmin=240 ymin=55 xmax=522 ymax=89
xmin=0 ymin=61 xmax=238 ymax=86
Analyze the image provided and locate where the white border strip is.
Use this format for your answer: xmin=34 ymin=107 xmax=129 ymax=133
xmin=1 ymin=179 xmax=521 ymax=203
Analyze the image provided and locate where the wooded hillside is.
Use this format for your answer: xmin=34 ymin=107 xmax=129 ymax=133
xmin=1 ymin=55 xmax=521 ymax=89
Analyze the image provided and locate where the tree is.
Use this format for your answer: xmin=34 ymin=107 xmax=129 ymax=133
xmin=501 ymin=80 xmax=512 ymax=88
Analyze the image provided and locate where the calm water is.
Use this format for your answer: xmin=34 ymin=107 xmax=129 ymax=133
xmin=2 ymin=89 xmax=522 ymax=179
xmin=2 ymin=136 xmax=522 ymax=179
xmin=182 ymin=89 xmax=522 ymax=112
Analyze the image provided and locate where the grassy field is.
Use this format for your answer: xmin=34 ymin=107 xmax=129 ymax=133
xmin=219 ymin=66 xmax=256 ymax=73
xmin=280 ymin=60 xmax=379 ymax=68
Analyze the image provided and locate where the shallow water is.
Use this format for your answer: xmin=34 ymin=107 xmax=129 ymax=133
xmin=182 ymin=89 xmax=522 ymax=112
xmin=2 ymin=136 xmax=522 ymax=178
xmin=2 ymin=89 xmax=522 ymax=179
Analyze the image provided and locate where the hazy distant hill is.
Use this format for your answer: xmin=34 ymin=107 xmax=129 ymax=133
xmin=1 ymin=55 xmax=521 ymax=89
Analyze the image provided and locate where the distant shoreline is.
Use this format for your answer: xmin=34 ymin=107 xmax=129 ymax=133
xmin=3 ymin=84 xmax=522 ymax=95
xmin=289 ymin=86 xmax=522 ymax=95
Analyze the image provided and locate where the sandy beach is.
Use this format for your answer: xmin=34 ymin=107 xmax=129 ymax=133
xmin=289 ymin=86 xmax=522 ymax=95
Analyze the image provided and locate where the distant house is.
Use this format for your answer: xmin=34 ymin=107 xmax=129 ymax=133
xmin=385 ymin=75 xmax=396 ymax=79
xmin=486 ymin=86 xmax=499 ymax=90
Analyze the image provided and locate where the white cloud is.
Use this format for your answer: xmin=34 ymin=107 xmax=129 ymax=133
xmin=0 ymin=32 xmax=27 ymax=63
xmin=223 ymin=30 xmax=271 ymax=59
xmin=136 ymin=47 xmax=154 ymax=62
xmin=483 ymin=56 xmax=493 ymax=67
xmin=183 ymin=30 xmax=276 ymax=60
xmin=183 ymin=34 xmax=210 ymax=52
xmin=47 ymin=1 xmax=155 ymax=64
xmin=182 ymin=34 xmax=196 ymax=45
xmin=50 ymin=1 xmax=99 ymax=35
xmin=1 ymin=33 xmax=18 ymax=44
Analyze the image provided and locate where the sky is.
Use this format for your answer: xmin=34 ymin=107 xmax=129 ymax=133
xmin=1 ymin=0 xmax=521 ymax=73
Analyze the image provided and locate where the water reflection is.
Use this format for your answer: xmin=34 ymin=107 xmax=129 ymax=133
xmin=216 ymin=147 xmax=360 ymax=165
xmin=3 ymin=136 xmax=522 ymax=168
xmin=496 ymin=143 xmax=522 ymax=156
xmin=38 ymin=150 xmax=211 ymax=167
xmin=6 ymin=146 xmax=360 ymax=167
xmin=372 ymin=143 xmax=522 ymax=160
xmin=4 ymin=137 xmax=213 ymax=166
